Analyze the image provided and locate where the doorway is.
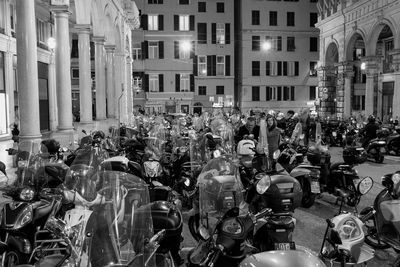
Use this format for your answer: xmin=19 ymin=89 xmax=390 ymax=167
xmin=382 ymin=82 xmax=394 ymax=122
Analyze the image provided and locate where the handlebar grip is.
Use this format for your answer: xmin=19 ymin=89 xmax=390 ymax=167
xmin=255 ymin=208 xmax=272 ymax=220
xmin=209 ymin=248 xmax=222 ymax=267
xmin=326 ymin=219 xmax=335 ymax=228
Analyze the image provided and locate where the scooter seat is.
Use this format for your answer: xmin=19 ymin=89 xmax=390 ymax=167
xmin=334 ymin=188 xmax=349 ymax=199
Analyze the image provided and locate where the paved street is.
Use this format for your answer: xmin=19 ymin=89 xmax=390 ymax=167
xmin=0 ymin=140 xmax=399 ymax=266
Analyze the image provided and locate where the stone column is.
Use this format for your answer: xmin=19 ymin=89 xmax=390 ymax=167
xmin=341 ymin=63 xmax=354 ymax=118
xmin=391 ymin=50 xmax=400 ymax=120
xmin=317 ymin=66 xmax=336 ymax=118
xmin=52 ymin=6 xmax=73 ymax=131
xmin=16 ymin=0 xmax=41 ymax=140
xmin=75 ymin=24 xmax=92 ymax=123
xmin=126 ymin=56 xmax=133 ymax=117
xmin=377 ymin=76 xmax=383 ymax=120
xmin=48 ymin=51 xmax=58 ymax=131
xmin=363 ymin=57 xmax=378 ymax=117
xmin=105 ymin=45 xmax=116 ymax=118
xmin=114 ymin=52 xmax=126 ymax=123
xmin=336 ymin=64 xmax=345 ymax=120
xmin=93 ymin=36 xmax=107 ymax=120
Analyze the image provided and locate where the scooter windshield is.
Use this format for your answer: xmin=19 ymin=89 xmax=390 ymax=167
xmin=210 ymin=118 xmax=235 ymax=155
xmin=198 ymin=157 xmax=245 ymax=233
xmin=64 ymin=147 xmax=109 ymax=202
xmin=89 ymin=171 xmax=155 ymax=267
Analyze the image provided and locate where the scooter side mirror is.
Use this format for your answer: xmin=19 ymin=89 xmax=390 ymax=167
xmin=0 ymin=161 xmax=6 ymax=176
xmin=198 ymin=225 xmax=211 ymax=240
xmin=329 ymin=229 xmax=342 ymax=245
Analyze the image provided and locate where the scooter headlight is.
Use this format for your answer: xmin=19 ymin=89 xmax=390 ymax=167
xmin=256 ymin=173 xmax=271 ymax=195
xmin=221 ymin=218 xmax=243 ymax=235
xmin=392 ymin=173 xmax=400 ymax=186
xmin=14 ymin=205 xmax=33 ymax=230
xmin=20 ymin=188 xmax=35 ymax=201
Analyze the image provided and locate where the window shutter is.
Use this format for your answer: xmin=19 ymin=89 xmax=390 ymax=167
xmin=207 ymin=55 xmax=212 ymax=76
xmin=266 ymin=61 xmax=270 ymax=76
xmin=190 ymin=41 xmax=195 ymax=58
xmin=158 ymin=15 xmax=164 ymax=30
xmin=189 ymin=15 xmax=195 ymax=31
xmin=144 ymin=74 xmax=149 ymax=92
xmin=283 ymin=61 xmax=287 ymax=76
xmin=159 ymin=74 xmax=164 ymax=92
xmin=174 ymin=41 xmax=179 ymax=59
xmin=197 ymin=23 xmax=207 ymax=44
xmin=142 ymin=41 xmax=148 ymax=59
xmin=212 ymin=55 xmax=216 ymax=76
xmin=291 ymin=86 xmax=295 ymax=101
xmin=278 ymin=36 xmax=282 ymax=51
xmin=159 ymin=0 xmax=163 ymax=3
xmin=277 ymin=86 xmax=282 ymax=101
xmin=295 ymin=61 xmax=299 ymax=76
xmin=277 ymin=61 xmax=282 ymax=76
xmin=266 ymin=86 xmax=270 ymax=101
xmin=175 ymin=74 xmax=180 ymax=92
xmin=193 ymin=56 xmax=198 ymax=76
xmin=225 ymin=23 xmax=230 ymax=44
xmin=211 ymin=23 xmax=216 ymax=44
xmin=174 ymin=15 xmax=179 ymax=31
xmin=141 ymin=14 xmax=148 ymax=30
xmin=225 ymin=55 xmax=230 ymax=76
xmin=190 ymin=74 xmax=194 ymax=92
xmin=158 ymin=41 xmax=164 ymax=59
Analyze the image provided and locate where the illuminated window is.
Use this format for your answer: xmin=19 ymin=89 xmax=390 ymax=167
xmin=179 ymin=15 xmax=189 ymax=31
xmin=148 ymin=15 xmax=158 ymax=31
xmin=198 ymin=56 xmax=207 ymax=76
xmin=149 ymin=74 xmax=159 ymax=92
xmin=180 ymin=74 xmax=189 ymax=92
xmin=216 ymin=23 xmax=225 ymax=44
xmin=216 ymin=56 xmax=225 ymax=76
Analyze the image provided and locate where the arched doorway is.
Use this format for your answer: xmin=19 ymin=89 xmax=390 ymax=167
xmin=193 ymin=102 xmax=203 ymax=115
xmin=320 ymin=42 xmax=339 ymax=117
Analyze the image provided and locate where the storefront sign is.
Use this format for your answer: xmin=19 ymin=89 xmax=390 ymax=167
xmin=51 ymin=0 xmax=69 ymax=6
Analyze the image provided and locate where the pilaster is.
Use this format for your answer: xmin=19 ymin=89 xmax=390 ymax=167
xmin=93 ymin=36 xmax=107 ymax=120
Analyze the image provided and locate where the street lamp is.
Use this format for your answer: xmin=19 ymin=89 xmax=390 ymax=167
xmin=262 ymin=41 xmax=272 ymax=51
xmin=180 ymin=40 xmax=191 ymax=52
xmin=360 ymin=62 xmax=366 ymax=70
xmin=47 ymin=37 xmax=56 ymax=50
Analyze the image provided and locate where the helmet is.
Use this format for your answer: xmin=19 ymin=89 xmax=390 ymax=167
xmin=277 ymin=112 xmax=284 ymax=120
xmin=268 ymin=110 xmax=276 ymax=117
xmin=41 ymin=139 xmax=60 ymax=155
xmin=306 ymin=146 xmax=321 ymax=165
xmin=368 ymin=115 xmax=375 ymax=123
xmin=93 ymin=130 xmax=105 ymax=140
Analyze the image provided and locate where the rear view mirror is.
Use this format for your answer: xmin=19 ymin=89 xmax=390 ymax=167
xmin=0 ymin=161 xmax=6 ymax=176
xmin=199 ymin=225 xmax=211 ymax=240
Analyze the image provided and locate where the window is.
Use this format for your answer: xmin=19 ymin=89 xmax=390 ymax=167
xmin=179 ymin=15 xmax=189 ymax=31
xmin=199 ymin=86 xmax=206 ymax=95
xmin=132 ymin=43 xmax=142 ymax=60
xmin=180 ymin=74 xmax=189 ymax=91
xmin=149 ymin=74 xmax=159 ymax=92
xmin=10 ymin=3 xmax=15 ymax=35
xmin=252 ymin=10 xmax=260 ymax=25
xmin=148 ymin=15 xmax=158 ymax=31
xmin=310 ymin=0 xmax=318 ymax=2
xmin=252 ymin=61 xmax=260 ymax=76
xmin=216 ymin=86 xmax=224 ymax=95
xmin=179 ymin=41 xmax=190 ymax=59
xmin=310 ymin=13 xmax=318 ymax=27
xmin=282 ymin=61 xmax=288 ymax=76
xmin=309 ymin=86 xmax=316 ymax=100
xmin=197 ymin=23 xmax=207 ymax=44
xmin=266 ymin=86 xmax=277 ymax=101
xmin=198 ymin=56 xmax=207 ymax=76
xmin=179 ymin=0 xmax=189 ymax=4
xmin=0 ymin=0 xmax=4 ymax=32
xmin=287 ymin=12 xmax=295 ymax=26
xmin=148 ymin=41 xmax=159 ymax=59
xmin=217 ymin=2 xmax=224 ymax=13
xmin=270 ymin=61 xmax=278 ymax=76
xmin=310 ymin=37 xmax=318 ymax=51
xmin=252 ymin=87 xmax=260 ymax=101
xmin=353 ymin=95 xmax=365 ymax=110
xmin=283 ymin=86 xmax=294 ymax=101
xmin=36 ymin=19 xmax=47 ymax=44
xmin=309 ymin=61 xmax=317 ymax=76
xmin=198 ymin=2 xmax=206 ymax=12
xmin=148 ymin=0 xmax=163 ymax=3
xmin=216 ymin=23 xmax=225 ymax=44
xmin=133 ymin=77 xmax=142 ymax=89
xmin=269 ymin=11 xmax=277 ymax=26
xmin=266 ymin=36 xmax=282 ymax=51
xmin=71 ymin=68 xmax=79 ymax=79
xmin=252 ymin=36 xmax=260 ymax=51
xmin=216 ymin=56 xmax=225 ymax=76
xmin=287 ymin=37 xmax=295 ymax=51
xmin=288 ymin=61 xmax=299 ymax=76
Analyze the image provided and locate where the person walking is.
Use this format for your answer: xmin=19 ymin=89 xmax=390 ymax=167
xmin=266 ymin=114 xmax=281 ymax=159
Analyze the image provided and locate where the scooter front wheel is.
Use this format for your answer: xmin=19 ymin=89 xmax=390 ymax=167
xmin=360 ymin=209 xmax=391 ymax=250
xmin=2 ymin=250 xmax=28 ymax=267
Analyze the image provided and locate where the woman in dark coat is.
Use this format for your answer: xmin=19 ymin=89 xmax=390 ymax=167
xmin=266 ymin=115 xmax=281 ymax=158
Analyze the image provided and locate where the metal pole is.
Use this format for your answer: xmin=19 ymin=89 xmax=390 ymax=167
xmin=118 ymin=83 xmax=124 ymax=126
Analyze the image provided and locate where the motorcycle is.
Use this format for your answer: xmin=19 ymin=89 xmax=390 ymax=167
xmin=361 ymin=170 xmax=400 ymax=252
xmin=320 ymin=175 xmax=375 ymax=266
xmin=0 ymin=141 xmax=68 ymax=266
xmin=361 ymin=130 xmax=386 ymax=163
xmin=277 ymin=136 xmax=307 ymax=173
xmin=386 ymin=126 xmax=400 ymax=156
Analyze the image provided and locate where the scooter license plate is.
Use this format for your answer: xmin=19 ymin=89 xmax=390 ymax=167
xmin=332 ymin=132 xmax=337 ymax=137
xmin=311 ymin=181 xmax=320 ymax=193
xmin=274 ymin=242 xmax=296 ymax=250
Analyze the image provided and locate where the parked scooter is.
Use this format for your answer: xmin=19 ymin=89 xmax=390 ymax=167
xmin=320 ymin=176 xmax=375 ymax=266
xmin=386 ymin=126 xmax=400 ymax=156
xmin=361 ymin=170 xmax=400 ymax=252
xmin=360 ymin=129 xmax=387 ymax=163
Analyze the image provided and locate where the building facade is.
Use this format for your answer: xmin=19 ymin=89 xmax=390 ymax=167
xmin=133 ymin=0 xmax=235 ymax=114
xmin=239 ymin=0 xmax=320 ymax=113
xmin=317 ymin=0 xmax=400 ymax=121
xmin=0 ymin=0 xmax=139 ymax=142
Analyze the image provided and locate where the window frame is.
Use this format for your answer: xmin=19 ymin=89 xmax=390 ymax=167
xmin=148 ymin=41 xmax=159 ymax=59
xmin=216 ymin=23 xmax=225 ymax=44
xmin=148 ymin=14 xmax=159 ymax=31
xmin=216 ymin=85 xmax=224 ymax=95
xmin=287 ymin=12 xmax=295 ymax=27
xmin=149 ymin=74 xmax=159 ymax=92
xmin=198 ymin=2 xmax=206 ymax=12
xmin=269 ymin=11 xmax=278 ymax=26
xmin=287 ymin=36 xmax=295 ymax=52
xmin=252 ymin=10 xmax=260 ymax=25
xmin=198 ymin=85 xmax=207 ymax=95
xmin=180 ymin=73 xmax=190 ymax=92
xmin=216 ymin=2 xmax=224 ymax=13
xmin=198 ymin=55 xmax=207 ymax=76
xmin=252 ymin=86 xmax=260 ymax=101
xmin=216 ymin=55 xmax=225 ymax=76
xmin=310 ymin=37 xmax=318 ymax=52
